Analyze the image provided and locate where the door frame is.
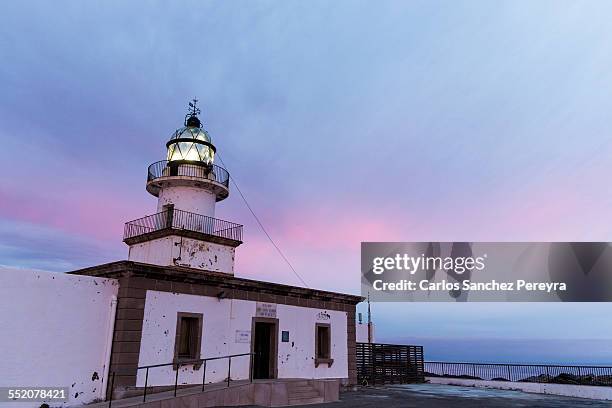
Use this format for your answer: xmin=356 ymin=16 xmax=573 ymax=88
xmin=250 ymin=317 xmax=279 ymax=379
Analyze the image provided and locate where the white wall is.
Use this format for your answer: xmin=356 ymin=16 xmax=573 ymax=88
xmin=157 ymin=185 xmax=216 ymax=217
xmin=137 ymin=290 xmax=348 ymax=387
xmin=0 ymin=268 xmax=119 ymax=407
xmin=128 ymin=235 xmax=235 ymax=273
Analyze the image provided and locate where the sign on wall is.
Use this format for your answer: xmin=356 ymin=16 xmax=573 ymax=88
xmin=235 ymin=330 xmax=250 ymax=343
xmin=256 ymin=302 xmax=277 ymax=318
xmin=316 ymin=311 xmax=331 ymax=321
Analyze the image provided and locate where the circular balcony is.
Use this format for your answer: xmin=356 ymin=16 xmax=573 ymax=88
xmin=146 ymin=160 xmax=230 ymax=201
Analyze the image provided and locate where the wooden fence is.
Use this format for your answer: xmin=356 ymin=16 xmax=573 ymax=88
xmin=356 ymin=342 xmax=425 ymax=385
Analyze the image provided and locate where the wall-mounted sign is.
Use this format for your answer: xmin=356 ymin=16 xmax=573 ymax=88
xmin=316 ymin=311 xmax=331 ymax=321
xmin=235 ymin=330 xmax=251 ymax=343
xmin=256 ymin=302 xmax=277 ymax=318
xmin=281 ymin=331 xmax=289 ymax=342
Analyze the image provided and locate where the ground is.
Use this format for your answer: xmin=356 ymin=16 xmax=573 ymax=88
xmin=293 ymin=384 xmax=612 ymax=408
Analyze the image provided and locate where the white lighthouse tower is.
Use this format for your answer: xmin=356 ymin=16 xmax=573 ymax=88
xmin=124 ymin=99 xmax=242 ymax=274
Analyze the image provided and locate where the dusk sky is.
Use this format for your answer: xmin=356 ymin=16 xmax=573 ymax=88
xmin=2 ymin=1 xmax=612 ymax=363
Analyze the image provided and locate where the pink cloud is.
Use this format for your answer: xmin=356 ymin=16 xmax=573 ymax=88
xmin=0 ymin=186 xmax=147 ymax=243
xmin=277 ymin=204 xmax=405 ymax=250
xmin=232 ymin=202 xmax=407 ymax=290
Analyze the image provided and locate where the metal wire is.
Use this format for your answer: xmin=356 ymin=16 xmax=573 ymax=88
xmin=216 ymin=153 xmax=309 ymax=288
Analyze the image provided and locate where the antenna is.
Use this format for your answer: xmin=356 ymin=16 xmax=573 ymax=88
xmin=367 ymin=292 xmax=372 ymax=343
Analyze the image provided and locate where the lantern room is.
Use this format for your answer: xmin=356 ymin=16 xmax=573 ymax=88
xmin=144 ymin=99 xmax=231 ymax=216
xmin=166 ymin=100 xmax=216 ymax=165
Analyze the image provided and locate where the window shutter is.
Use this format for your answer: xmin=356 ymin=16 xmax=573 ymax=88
xmin=189 ymin=318 xmax=198 ymax=358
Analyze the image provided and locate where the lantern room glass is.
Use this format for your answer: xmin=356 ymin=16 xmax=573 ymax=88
xmin=167 ymin=126 xmax=215 ymax=165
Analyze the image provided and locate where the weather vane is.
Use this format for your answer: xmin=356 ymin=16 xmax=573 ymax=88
xmin=188 ymin=98 xmax=201 ymax=116
xmin=185 ymin=98 xmax=202 ymax=127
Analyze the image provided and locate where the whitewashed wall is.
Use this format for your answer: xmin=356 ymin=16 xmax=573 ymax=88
xmin=137 ymin=290 xmax=348 ymax=387
xmin=127 ymin=236 xmax=235 ymax=273
xmin=0 ymin=268 xmax=119 ymax=407
xmin=157 ymin=185 xmax=216 ymax=217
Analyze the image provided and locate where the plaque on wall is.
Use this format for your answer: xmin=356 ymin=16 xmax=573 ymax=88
xmin=235 ymin=330 xmax=251 ymax=343
xmin=281 ymin=331 xmax=289 ymax=342
xmin=256 ymin=302 xmax=277 ymax=318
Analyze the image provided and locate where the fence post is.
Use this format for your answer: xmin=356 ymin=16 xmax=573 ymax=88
xmin=143 ymin=367 xmax=149 ymax=402
xmin=578 ymin=367 xmax=582 ymax=385
xmin=371 ymin=344 xmax=376 ymax=385
xmin=546 ymin=366 xmax=550 ymax=383
xmin=227 ymin=357 xmax=232 ymax=387
xmin=174 ymin=364 xmax=180 ymax=397
xmin=249 ymin=353 xmax=253 ymax=383
xmin=202 ymin=360 xmax=207 ymax=392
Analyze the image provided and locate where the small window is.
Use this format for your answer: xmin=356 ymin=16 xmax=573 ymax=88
xmin=174 ymin=312 xmax=203 ymax=369
xmin=178 ymin=317 xmax=198 ymax=358
xmin=315 ymin=323 xmax=333 ymax=367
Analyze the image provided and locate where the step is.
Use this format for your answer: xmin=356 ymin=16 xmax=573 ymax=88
xmin=289 ymin=390 xmax=320 ymax=398
xmin=288 ymin=396 xmax=325 ymax=405
xmin=288 ymin=385 xmax=315 ymax=392
xmin=286 ymin=380 xmax=311 ymax=388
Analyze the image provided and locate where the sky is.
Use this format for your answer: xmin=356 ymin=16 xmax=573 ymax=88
xmin=2 ymin=0 xmax=612 ymax=364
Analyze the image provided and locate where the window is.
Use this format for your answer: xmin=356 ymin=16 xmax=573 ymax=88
xmin=315 ymin=323 xmax=333 ymax=367
xmin=174 ymin=312 xmax=203 ymax=369
xmin=178 ymin=317 xmax=198 ymax=358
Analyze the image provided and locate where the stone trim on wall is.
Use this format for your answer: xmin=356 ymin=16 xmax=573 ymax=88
xmin=346 ymin=309 xmax=357 ymax=386
xmin=108 ymin=275 xmax=147 ymax=398
xmin=71 ymin=261 xmax=363 ymax=308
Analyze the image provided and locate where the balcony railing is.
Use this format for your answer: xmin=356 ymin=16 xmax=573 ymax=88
xmin=124 ymin=209 xmax=243 ymax=242
xmin=147 ymin=160 xmax=230 ymax=189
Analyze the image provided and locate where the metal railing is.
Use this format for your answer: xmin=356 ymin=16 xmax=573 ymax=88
xmin=147 ymin=160 xmax=230 ymax=189
xmin=425 ymin=361 xmax=612 ymax=386
xmin=123 ymin=208 xmax=243 ymax=242
xmin=107 ymin=352 xmax=253 ymax=407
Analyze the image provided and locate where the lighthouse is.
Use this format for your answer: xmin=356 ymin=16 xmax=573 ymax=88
xmin=1 ymin=99 xmax=363 ymax=405
xmin=123 ymin=99 xmax=242 ymax=274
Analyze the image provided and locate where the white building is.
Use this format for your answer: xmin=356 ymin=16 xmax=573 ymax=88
xmin=0 ymin=101 xmax=362 ymax=407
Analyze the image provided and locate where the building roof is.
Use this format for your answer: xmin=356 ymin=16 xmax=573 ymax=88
xmin=69 ymin=260 xmax=364 ymax=307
